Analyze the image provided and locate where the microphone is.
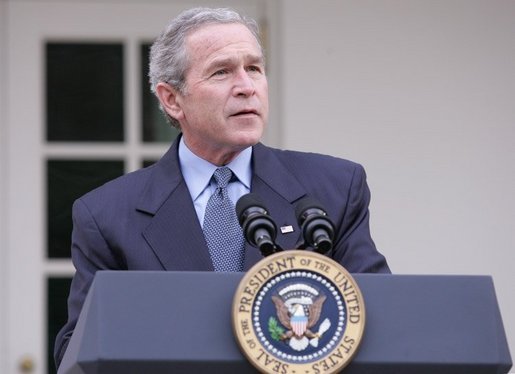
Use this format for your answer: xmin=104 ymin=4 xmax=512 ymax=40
xmin=236 ymin=193 xmax=280 ymax=257
xmin=295 ymin=196 xmax=335 ymax=254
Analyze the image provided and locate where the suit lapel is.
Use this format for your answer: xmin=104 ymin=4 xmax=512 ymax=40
xmin=137 ymin=137 xmax=213 ymax=271
xmin=243 ymin=144 xmax=307 ymax=270
xmin=136 ymin=140 xmax=307 ymax=272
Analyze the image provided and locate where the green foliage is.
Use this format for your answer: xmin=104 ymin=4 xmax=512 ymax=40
xmin=268 ymin=316 xmax=285 ymax=341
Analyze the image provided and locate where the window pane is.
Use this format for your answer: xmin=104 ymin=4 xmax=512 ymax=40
xmin=46 ymin=43 xmax=124 ymax=141
xmin=47 ymin=277 xmax=72 ymax=374
xmin=140 ymin=43 xmax=180 ymax=142
xmin=47 ymin=159 xmax=124 ymax=258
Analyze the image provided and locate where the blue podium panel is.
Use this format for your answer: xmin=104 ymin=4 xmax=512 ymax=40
xmin=59 ymin=272 xmax=512 ymax=374
xmin=349 ymin=275 xmax=512 ymax=374
xmin=59 ymin=271 xmax=254 ymax=374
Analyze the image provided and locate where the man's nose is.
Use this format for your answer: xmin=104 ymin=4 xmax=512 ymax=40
xmin=232 ymin=69 xmax=256 ymax=97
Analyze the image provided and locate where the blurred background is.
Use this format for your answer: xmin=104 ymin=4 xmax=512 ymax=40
xmin=1 ymin=0 xmax=514 ymax=373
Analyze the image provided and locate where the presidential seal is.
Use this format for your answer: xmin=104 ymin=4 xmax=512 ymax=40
xmin=233 ymin=250 xmax=365 ymax=374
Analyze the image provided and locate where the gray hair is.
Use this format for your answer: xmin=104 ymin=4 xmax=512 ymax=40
xmin=149 ymin=7 xmax=263 ymax=129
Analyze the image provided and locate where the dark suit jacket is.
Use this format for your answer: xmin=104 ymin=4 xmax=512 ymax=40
xmin=54 ymin=137 xmax=390 ymax=367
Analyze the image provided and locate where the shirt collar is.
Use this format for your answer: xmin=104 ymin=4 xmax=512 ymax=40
xmin=178 ymin=137 xmax=252 ymax=201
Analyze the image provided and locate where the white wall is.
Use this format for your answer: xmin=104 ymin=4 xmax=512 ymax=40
xmin=0 ymin=1 xmax=8 ymax=372
xmin=279 ymin=0 xmax=514 ymax=361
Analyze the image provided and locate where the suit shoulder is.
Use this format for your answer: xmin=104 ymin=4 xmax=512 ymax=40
xmin=266 ymin=146 xmax=365 ymax=177
xmin=78 ymin=164 xmax=155 ymax=206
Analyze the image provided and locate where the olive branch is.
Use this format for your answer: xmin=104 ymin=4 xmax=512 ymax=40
xmin=268 ymin=316 xmax=285 ymax=341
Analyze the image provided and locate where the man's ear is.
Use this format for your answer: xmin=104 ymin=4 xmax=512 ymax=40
xmin=155 ymin=82 xmax=184 ymax=121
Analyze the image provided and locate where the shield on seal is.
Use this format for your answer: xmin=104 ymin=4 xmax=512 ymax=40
xmin=290 ymin=305 xmax=308 ymax=337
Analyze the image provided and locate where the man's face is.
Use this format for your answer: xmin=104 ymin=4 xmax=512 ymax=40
xmin=171 ymin=23 xmax=268 ymax=165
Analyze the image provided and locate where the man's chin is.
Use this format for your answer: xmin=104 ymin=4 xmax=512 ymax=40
xmin=236 ymin=132 xmax=263 ymax=148
xmin=230 ymin=123 xmax=263 ymax=142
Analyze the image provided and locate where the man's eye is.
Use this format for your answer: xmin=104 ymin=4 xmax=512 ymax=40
xmin=212 ymin=69 xmax=228 ymax=76
xmin=246 ymin=65 xmax=262 ymax=73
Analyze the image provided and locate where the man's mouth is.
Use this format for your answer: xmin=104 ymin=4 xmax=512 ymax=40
xmin=231 ymin=109 xmax=258 ymax=117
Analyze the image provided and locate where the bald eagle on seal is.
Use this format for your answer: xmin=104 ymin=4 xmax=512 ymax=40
xmin=271 ymin=294 xmax=327 ymax=351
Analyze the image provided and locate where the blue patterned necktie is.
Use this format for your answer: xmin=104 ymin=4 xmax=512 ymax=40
xmin=203 ymin=167 xmax=245 ymax=272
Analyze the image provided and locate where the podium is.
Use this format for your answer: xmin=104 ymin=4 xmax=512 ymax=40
xmin=58 ymin=271 xmax=512 ymax=373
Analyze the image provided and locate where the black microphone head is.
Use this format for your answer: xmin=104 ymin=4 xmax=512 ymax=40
xmin=295 ymin=196 xmax=326 ymax=223
xmin=295 ymin=196 xmax=335 ymax=253
xmin=235 ymin=193 xmax=281 ymax=255
xmin=236 ymin=193 xmax=268 ymax=223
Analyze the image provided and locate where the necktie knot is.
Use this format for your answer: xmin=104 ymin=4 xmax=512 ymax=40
xmin=213 ymin=167 xmax=232 ymax=189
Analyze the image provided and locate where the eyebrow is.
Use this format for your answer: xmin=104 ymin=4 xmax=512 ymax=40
xmin=206 ymin=54 xmax=265 ymax=71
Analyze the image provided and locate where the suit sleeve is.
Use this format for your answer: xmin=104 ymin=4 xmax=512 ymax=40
xmin=331 ymin=164 xmax=391 ymax=273
xmin=53 ymin=198 xmax=125 ymax=369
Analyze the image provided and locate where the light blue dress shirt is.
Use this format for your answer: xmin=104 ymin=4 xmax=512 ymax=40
xmin=178 ymin=137 xmax=252 ymax=225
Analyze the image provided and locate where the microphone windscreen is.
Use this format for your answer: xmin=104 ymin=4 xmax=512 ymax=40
xmin=295 ymin=196 xmax=324 ymax=222
xmin=236 ymin=193 xmax=267 ymax=220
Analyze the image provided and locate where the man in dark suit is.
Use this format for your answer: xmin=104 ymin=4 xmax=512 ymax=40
xmin=55 ymin=7 xmax=390 ymax=368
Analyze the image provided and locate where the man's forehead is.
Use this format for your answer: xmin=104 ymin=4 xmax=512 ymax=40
xmin=186 ymin=23 xmax=259 ymax=51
